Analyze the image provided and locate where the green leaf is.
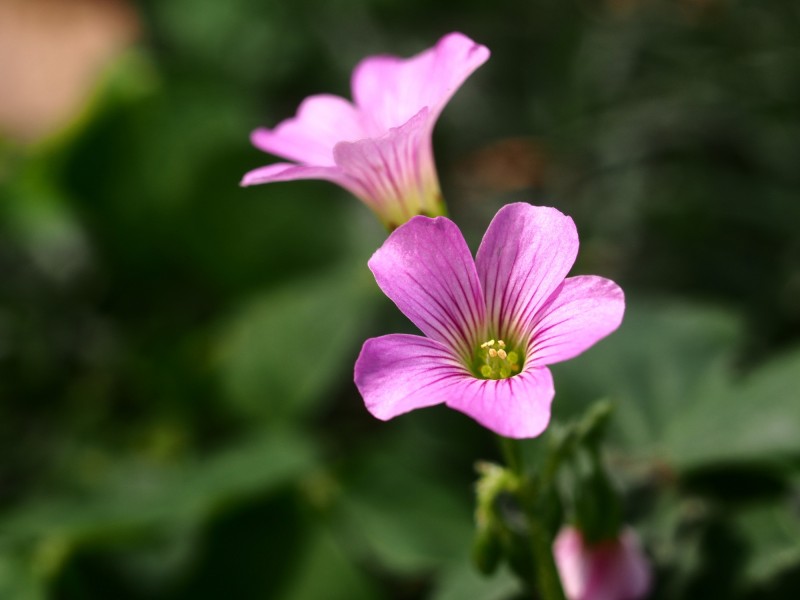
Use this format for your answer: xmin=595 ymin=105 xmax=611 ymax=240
xmin=216 ymin=266 xmax=379 ymax=420
xmin=335 ymin=426 xmax=474 ymax=574
xmin=552 ymin=301 xmax=741 ymax=460
xmin=735 ymin=502 xmax=800 ymax=585
xmin=554 ymin=300 xmax=800 ymax=470
xmin=279 ymin=531 xmax=380 ymax=600
xmin=0 ymin=428 xmax=317 ymax=550
xmin=0 ymin=554 xmax=46 ymax=600
xmin=431 ymin=563 xmax=522 ymax=600
xmin=667 ymin=346 xmax=800 ymax=468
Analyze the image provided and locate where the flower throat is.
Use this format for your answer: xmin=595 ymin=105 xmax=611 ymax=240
xmin=474 ymin=339 xmax=522 ymax=380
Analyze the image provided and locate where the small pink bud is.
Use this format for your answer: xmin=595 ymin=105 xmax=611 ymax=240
xmin=553 ymin=525 xmax=652 ymax=600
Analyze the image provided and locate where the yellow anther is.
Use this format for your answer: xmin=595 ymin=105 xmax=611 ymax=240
xmin=475 ymin=339 xmax=523 ymax=380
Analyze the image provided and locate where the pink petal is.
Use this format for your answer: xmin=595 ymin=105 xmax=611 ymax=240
xmin=355 ymin=334 xmax=469 ymax=421
xmin=351 ymin=32 xmax=490 ymax=131
xmin=554 ymin=526 xmax=652 ymax=600
xmin=445 ymin=367 xmax=554 ymax=438
xmin=368 ymin=215 xmax=485 ymax=362
xmin=475 ymin=203 xmax=579 ymax=345
xmin=333 ymin=107 xmax=440 ymax=225
xmin=609 ymin=529 xmax=652 ymax=600
xmin=527 ymin=276 xmax=625 ymax=367
xmin=250 ymin=94 xmax=366 ymax=166
xmin=240 ymin=162 xmax=358 ymax=195
xmin=554 ymin=527 xmax=591 ymax=600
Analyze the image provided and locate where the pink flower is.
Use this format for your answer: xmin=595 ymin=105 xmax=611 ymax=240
xmin=354 ymin=203 xmax=625 ymax=438
xmin=240 ymin=32 xmax=489 ymax=228
xmin=553 ymin=526 xmax=652 ymax=600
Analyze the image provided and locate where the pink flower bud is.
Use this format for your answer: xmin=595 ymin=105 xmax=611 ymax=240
xmin=553 ymin=525 xmax=652 ymax=600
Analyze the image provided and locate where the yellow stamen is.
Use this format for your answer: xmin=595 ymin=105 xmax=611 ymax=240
xmin=475 ymin=339 xmax=524 ymax=380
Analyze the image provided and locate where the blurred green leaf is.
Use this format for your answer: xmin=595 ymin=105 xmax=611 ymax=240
xmin=667 ymin=346 xmax=800 ymax=467
xmin=554 ymin=301 xmax=800 ymax=471
xmin=736 ymin=501 xmax=800 ymax=585
xmin=552 ymin=301 xmax=741 ymax=459
xmin=172 ymin=489 xmax=311 ymax=600
xmin=0 ymin=554 xmax=46 ymax=600
xmin=216 ymin=266 xmax=379 ymax=420
xmin=431 ymin=562 xmax=522 ymax=600
xmin=280 ymin=530 xmax=380 ymax=600
xmin=335 ymin=426 xmax=474 ymax=575
xmin=0 ymin=429 xmax=317 ymax=550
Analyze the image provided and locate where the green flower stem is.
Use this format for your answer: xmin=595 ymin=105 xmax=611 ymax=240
xmin=496 ymin=436 xmax=567 ymax=600
xmin=498 ymin=435 xmax=523 ymax=476
xmin=529 ymin=517 xmax=567 ymax=600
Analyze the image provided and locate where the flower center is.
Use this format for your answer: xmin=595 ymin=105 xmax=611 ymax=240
xmin=473 ymin=339 xmax=522 ymax=380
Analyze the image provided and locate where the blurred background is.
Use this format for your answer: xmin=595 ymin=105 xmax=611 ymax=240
xmin=1 ymin=0 xmax=799 ymax=598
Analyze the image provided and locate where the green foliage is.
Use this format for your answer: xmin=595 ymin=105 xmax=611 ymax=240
xmin=2 ymin=0 xmax=800 ymax=598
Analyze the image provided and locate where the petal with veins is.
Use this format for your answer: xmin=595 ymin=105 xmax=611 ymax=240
xmin=368 ymin=215 xmax=485 ymax=362
xmin=476 ymin=203 xmax=579 ymax=344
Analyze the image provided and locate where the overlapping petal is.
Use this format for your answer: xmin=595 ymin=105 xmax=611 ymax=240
xmin=243 ymin=33 xmax=489 ymax=227
xmin=368 ymin=215 xmax=485 ymax=362
xmin=240 ymin=162 xmax=356 ymax=191
xmin=355 ymin=334 xmax=469 ymax=421
xmin=476 ymin=203 xmax=579 ymax=344
xmin=333 ymin=107 xmax=439 ymax=224
xmin=250 ymin=94 xmax=365 ymax=166
xmin=527 ymin=276 xmax=625 ymax=367
xmin=351 ymin=32 xmax=490 ymax=130
xmin=444 ymin=367 xmax=555 ymax=439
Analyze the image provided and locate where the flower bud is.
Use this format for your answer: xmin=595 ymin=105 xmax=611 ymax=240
xmin=553 ymin=525 xmax=651 ymax=600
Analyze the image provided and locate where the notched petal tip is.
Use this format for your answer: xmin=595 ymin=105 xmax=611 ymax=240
xmin=476 ymin=201 xmax=581 ymax=342
xmin=351 ymin=31 xmax=490 ymax=130
xmin=249 ymin=94 xmax=364 ymax=165
xmin=436 ymin=31 xmax=491 ymax=65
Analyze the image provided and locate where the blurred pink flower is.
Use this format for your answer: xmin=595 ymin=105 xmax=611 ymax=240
xmin=241 ymin=32 xmax=489 ymax=228
xmin=554 ymin=526 xmax=652 ymax=600
xmin=354 ymin=203 xmax=624 ymax=438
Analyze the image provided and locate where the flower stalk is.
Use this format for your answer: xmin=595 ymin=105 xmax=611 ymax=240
xmin=475 ymin=402 xmax=639 ymax=600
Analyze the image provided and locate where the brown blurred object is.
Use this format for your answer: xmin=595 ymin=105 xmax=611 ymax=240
xmin=454 ymin=137 xmax=548 ymax=194
xmin=0 ymin=0 xmax=139 ymax=143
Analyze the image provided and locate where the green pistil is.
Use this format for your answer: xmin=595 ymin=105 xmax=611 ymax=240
xmin=474 ymin=339 xmax=522 ymax=380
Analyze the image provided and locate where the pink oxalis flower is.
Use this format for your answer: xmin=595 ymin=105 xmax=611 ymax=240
xmin=241 ymin=32 xmax=489 ymax=228
xmin=553 ymin=526 xmax=652 ymax=600
xmin=354 ymin=203 xmax=625 ymax=438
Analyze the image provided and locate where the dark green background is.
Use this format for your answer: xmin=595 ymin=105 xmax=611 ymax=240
xmin=1 ymin=0 xmax=799 ymax=598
